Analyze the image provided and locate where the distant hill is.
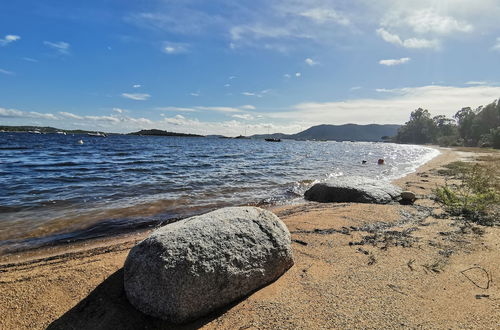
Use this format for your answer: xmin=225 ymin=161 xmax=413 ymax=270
xmin=129 ymin=129 xmax=203 ymax=137
xmin=0 ymin=125 xmax=113 ymax=135
xmin=251 ymin=124 xmax=401 ymax=142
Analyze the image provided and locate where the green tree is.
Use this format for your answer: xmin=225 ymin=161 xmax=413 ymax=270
xmin=396 ymin=108 xmax=437 ymax=144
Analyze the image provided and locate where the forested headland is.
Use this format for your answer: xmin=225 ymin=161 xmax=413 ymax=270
xmin=394 ymin=98 xmax=500 ymax=148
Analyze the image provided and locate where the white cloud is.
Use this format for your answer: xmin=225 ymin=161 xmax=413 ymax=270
xmin=299 ymin=8 xmax=350 ymax=25
xmin=1 ymin=105 xmax=299 ymax=136
xmin=162 ymin=42 xmax=189 ymax=54
xmin=59 ymin=111 xmax=83 ymax=119
xmin=190 ymin=92 xmax=200 ymax=97
xmin=284 ymin=73 xmax=291 ymax=78
xmin=465 ymin=81 xmax=488 ymax=85
xmin=350 ymin=86 xmax=362 ymax=91
xmin=0 ymin=107 xmax=57 ymax=120
xmin=232 ymin=114 xmax=254 ymax=120
xmin=295 ymin=72 xmax=302 ymax=77
xmin=60 ymin=111 xmax=122 ymax=123
xmin=156 ymin=106 xmax=199 ymax=112
xmin=493 ymin=37 xmax=500 ymax=51
xmin=121 ymin=93 xmax=151 ymax=101
xmin=0 ymin=68 xmax=14 ymax=75
xmin=266 ymin=85 xmax=500 ymax=125
xmin=242 ymin=92 xmax=256 ymax=96
xmin=195 ymin=106 xmax=242 ymax=113
xmin=379 ymin=57 xmax=411 ymax=66
xmin=0 ymin=34 xmax=20 ymax=46
xmin=157 ymin=105 xmax=254 ymax=113
xmin=133 ymin=84 xmax=141 ymax=88
xmin=44 ymin=41 xmax=70 ymax=54
xmin=22 ymin=57 xmax=38 ymax=63
xmin=381 ymin=8 xmax=474 ymax=36
xmin=126 ymin=0 xmax=500 ymax=53
xmin=305 ymin=57 xmax=319 ymax=66
xmin=376 ymin=28 xmax=439 ymax=49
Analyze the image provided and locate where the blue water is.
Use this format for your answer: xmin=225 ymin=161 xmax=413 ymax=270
xmin=0 ymin=132 xmax=439 ymax=253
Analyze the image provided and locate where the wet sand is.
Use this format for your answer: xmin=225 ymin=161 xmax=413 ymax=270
xmin=1 ymin=147 xmax=499 ymax=329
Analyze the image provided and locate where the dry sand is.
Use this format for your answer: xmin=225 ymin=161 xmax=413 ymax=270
xmin=1 ymin=147 xmax=499 ymax=329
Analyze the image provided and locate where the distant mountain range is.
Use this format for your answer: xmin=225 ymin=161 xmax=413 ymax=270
xmin=251 ymin=124 xmax=401 ymax=142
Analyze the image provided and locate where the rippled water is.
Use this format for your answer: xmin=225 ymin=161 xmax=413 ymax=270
xmin=0 ymin=132 xmax=438 ymax=253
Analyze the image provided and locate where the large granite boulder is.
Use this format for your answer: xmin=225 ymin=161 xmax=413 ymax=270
xmin=124 ymin=207 xmax=294 ymax=323
xmin=304 ymin=176 xmax=402 ymax=204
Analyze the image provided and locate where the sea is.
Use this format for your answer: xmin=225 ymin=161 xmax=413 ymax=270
xmin=0 ymin=132 xmax=439 ymax=254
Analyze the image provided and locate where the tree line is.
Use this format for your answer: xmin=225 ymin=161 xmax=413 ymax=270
xmin=394 ymin=98 xmax=500 ymax=149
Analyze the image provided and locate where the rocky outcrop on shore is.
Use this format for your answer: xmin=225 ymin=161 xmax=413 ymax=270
xmin=123 ymin=206 xmax=294 ymax=323
xmin=304 ymin=176 xmax=402 ymax=204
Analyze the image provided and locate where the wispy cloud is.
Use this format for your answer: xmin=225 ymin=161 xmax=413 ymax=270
xmin=266 ymin=85 xmax=500 ymax=125
xmin=0 ymin=68 xmax=15 ymax=75
xmin=121 ymin=93 xmax=151 ymax=101
xmin=232 ymin=114 xmax=254 ymax=120
xmin=22 ymin=57 xmax=38 ymax=63
xmin=465 ymin=81 xmax=488 ymax=85
xmin=157 ymin=105 xmax=255 ymax=113
xmin=162 ymin=42 xmax=189 ymax=54
xmin=379 ymin=57 xmax=411 ymax=66
xmin=242 ymin=92 xmax=256 ymax=97
xmin=492 ymin=37 xmax=500 ymax=51
xmin=0 ymin=34 xmax=20 ymax=46
xmin=156 ymin=106 xmax=199 ymax=112
xmin=305 ymin=57 xmax=319 ymax=66
xmin=132 ymin=84 xmax=141 ymax=88
xmin=59 ymin=111 xmax=82 ymax=119
xmin=59 ymin=111 xmax=121 ymax=123
xmin=299 ymin=8 xmax=350 ymax=25
xmin=382 ymin=9 xmax=474 ymax=36
xmin=376 ymin=28 xmax=439 ymax=49
xmin=44 ymin=41 xmax=70 ymax=54
xmin=0 ymin=107 xmax=56 ymax=120
xmin=195 ymin=106 xmax=242 ymax=113
xmin=242 ymin=89 xmax=270 ymax=98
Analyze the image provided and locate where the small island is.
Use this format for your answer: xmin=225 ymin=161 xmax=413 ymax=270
xmin=128 ymin=129 xmax=203 ymax=137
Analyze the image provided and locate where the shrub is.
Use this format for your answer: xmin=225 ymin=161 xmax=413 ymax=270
xmin=435 ymin=161 xmax=499 ymax=226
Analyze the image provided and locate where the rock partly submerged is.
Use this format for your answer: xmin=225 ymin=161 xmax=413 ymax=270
xmin=124 ymin=206 xmax=294 ymax=324
xmin=304 ymin=176 xmax=402 ymax=204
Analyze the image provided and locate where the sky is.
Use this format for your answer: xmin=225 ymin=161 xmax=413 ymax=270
xmin=1 ymin=0 xmax=500 ymax=136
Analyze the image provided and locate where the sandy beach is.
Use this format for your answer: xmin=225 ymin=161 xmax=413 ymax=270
xmin=1 ymin=147 xmax=499 ymax=329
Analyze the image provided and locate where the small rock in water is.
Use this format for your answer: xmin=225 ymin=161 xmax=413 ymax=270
xmin=304 ymin=176 xmax=402 ymax=204
xmin=124 ymin=206 xmax=294 ymax=323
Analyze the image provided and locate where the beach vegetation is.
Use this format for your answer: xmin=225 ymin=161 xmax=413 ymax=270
xmin=434 ymin=160 xmax=500 ymax=226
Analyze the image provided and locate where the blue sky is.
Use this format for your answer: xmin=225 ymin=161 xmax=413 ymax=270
xmin=1 ymin=0 xmax=500 ymax=135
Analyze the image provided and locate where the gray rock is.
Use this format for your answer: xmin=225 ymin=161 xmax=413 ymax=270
xmin=304 ymin=176 xmax=402 ymax=204
xmin=124 ymin=206 xmax=294 ymax=323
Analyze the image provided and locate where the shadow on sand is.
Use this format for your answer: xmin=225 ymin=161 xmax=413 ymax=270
xmin=48 ymin=268 xmax=236 ymax=330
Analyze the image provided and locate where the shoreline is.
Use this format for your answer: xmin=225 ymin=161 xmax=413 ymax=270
xmin=2 ymin=147 xmax=499 ymax=329
xmin=0 ymin=143 xmax=440 ymax=261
